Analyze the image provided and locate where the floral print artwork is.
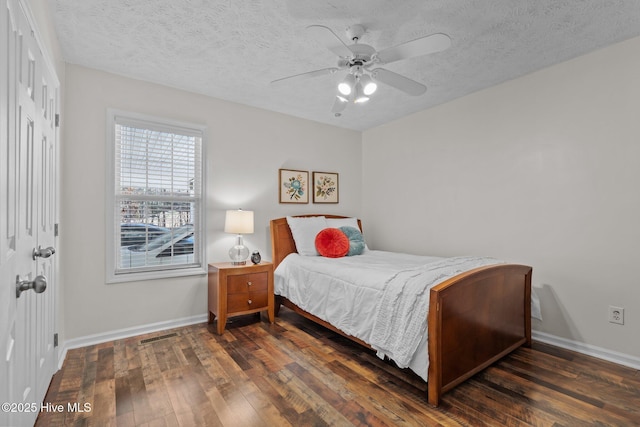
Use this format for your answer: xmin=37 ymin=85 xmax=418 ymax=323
xmin=284 ymin=173 xmax=306 ymax=201
xmin=313 ymin=172 xmax=339 ymax=203
xmin=279 ymin=169 xmax=309 ymax=203
xmin=315 ymin=175 xmax=335 ymax=200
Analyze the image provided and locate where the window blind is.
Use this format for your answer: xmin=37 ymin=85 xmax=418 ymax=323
xmin=113 ymin=116 xmax=203 ymax=274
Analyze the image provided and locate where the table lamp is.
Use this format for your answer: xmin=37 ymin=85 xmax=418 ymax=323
xmin=224 ymin=209 xmax=254 ymax=265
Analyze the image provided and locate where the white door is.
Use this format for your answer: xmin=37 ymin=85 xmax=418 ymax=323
xmin=1 ymin=1 xmax=59 ymax=426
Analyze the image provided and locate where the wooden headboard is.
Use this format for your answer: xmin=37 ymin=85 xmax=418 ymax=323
xmin=270 ymin=215 xmax=363 ymax=268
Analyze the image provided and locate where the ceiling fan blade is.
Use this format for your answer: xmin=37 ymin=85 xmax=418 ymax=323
xmin=370 ymin=68 xmax=427 ymax=96
xmin=271 ymin=67 xmax=338 ymax=86
xmin=376 ymin=33 xmax=451 ymax=65
xmin=306 ymin=25 xmax=353 ymax=58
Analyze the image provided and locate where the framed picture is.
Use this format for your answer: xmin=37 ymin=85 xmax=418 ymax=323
xmin=312 ymin=171 xmax=339 ymax=204
xmin=279 ymin=169 xmax=309 ymax=204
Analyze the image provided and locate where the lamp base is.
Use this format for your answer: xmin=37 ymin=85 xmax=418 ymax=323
xmin=229 ymin=235 xmax=250 ymax=265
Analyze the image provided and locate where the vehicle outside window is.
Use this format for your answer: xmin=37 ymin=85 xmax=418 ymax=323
xmin=120 ymin=223 xmax=168 ymax=246
xmin=120 ymin=224 xmax=194 ymax=269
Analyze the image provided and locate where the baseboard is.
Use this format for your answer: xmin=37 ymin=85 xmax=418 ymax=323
xmin=56 ymin=318 xmax=638 ymax=373
xmin=57 ymin=313 xmax=208 ymax=370
xmin=532 ymin=330 xmax=640 ymax=370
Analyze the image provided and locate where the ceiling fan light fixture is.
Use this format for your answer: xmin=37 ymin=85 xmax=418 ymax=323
xmin=360 ymin=74 xmax=377 ymax=96
xmin=354 ymin=83 xmax=370 ymax=103
xmin=273 ymin=24 xmax=453 ymax=116
xmin=338 ymin=73 xmax=356 ymax=96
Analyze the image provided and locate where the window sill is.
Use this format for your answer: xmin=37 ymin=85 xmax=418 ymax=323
xmin=106 ymin=265 xmax=207 ymax=284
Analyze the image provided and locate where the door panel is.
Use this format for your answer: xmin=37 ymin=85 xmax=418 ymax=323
xmin=14 ymin=5 xmax=40 ymax=423
xmin=34 ymin=52 xmax=58 ymax=403
xmin=1 ymin=1 xmax=59 ymax=426
xmin=1 ymin=2 xmax=21 ymax=426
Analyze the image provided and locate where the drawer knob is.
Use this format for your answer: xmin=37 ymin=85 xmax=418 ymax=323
xmin=247 ymin=281 xmax=252 ymax=286
xmin=247 ymin=299 xmax=252 ymax=305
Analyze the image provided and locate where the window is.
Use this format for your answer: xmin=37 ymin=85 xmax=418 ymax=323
xmin=106 ymin=110 xmax=206 ymax=282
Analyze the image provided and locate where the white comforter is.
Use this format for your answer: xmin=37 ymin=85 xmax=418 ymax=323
xmin=274 ymin=250 xmax=500 ymax=381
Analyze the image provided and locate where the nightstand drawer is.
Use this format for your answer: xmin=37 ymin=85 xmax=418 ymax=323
xmin=227 ymin=292 xmax=268 ymax=312
xmin=227 ymin=272 xmax=268 ymax=294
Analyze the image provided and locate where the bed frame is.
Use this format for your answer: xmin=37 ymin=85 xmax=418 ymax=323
xmin=270 ymin=215 xmax=532 ymax=406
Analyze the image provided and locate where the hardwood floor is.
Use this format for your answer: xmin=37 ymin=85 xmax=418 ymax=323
xmin=37 ymin=308 xmax=640 ymax=426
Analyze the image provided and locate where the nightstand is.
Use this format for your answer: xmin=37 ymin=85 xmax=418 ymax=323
xmin=208 ymin=262 xmax=274 ymax=334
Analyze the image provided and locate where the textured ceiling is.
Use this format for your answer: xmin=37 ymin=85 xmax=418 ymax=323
xmin=51 ymin=0 xmax=640 ymax=131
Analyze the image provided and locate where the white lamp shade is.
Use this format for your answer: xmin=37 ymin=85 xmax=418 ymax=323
xmin=224 ymin=210 xmax=254 ymax=234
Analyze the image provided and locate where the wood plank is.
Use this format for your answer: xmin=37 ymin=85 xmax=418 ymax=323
xmin=232 ymin=371 xmax=293 ymax=427
xmin=248 ymin=370 xmax=315 ymax=425
xmin=479 ymin=364 xmax=638 ymax=426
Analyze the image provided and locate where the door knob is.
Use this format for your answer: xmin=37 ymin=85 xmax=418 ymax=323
xmin=33 ymin=245 xmax=56 ymax=260
xmin=16 ymin=275 xmax=47 ymax=298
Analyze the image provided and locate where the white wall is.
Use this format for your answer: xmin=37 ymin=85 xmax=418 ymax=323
xmin=363 ymin=36 xmax=640 ymax=359
xmin=61 ymin=64 xmax=361 ymax=340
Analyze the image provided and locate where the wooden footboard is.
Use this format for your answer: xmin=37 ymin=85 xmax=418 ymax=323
xmin=427 ymin=264 xmax=532 ymax=406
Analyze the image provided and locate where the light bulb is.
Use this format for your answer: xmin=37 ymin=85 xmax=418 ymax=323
xmin=337 ymin=84 xmax=351 ymax=95
xmin=360 ymin=74 xmax=377 ymax=96
xmin=338 ymin=74 xmax=356 ymax=96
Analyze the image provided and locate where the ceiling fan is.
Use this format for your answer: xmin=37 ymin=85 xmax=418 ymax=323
xmin=271 ymin=24 xmax=451 ymax=114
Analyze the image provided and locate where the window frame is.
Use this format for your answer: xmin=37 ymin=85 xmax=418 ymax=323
xmin=106 ymin=109 xmax=207 ymax=283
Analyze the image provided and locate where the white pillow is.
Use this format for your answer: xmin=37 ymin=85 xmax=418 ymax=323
xmin=326 ymin=217 xmax=360 ymax=229
xmin=286 ymin=216 xmax=328 ymax=256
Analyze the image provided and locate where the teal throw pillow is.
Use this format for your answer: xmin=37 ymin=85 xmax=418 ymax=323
xmin=339 ymin=226 xmax=365 ymax=256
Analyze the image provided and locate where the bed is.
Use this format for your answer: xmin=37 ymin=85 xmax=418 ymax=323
xmin=270 ymin=215 xmax=532 ymax=406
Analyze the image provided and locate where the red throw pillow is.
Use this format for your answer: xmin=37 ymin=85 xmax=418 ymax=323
xmin=315 ymin=228 xmax=349 ymax=258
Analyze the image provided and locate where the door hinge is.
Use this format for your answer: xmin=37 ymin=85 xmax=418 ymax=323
xmin=55 ymin=114 xmax=60 ymax=127
xmin=54 ymin=333 xmax=58 ymax=347
xmin=54 ymin=223 xmax=59 ymax=236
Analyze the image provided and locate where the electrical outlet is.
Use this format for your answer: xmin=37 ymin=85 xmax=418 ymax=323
xmin=608 ymin=306 xmax=624 ymax=325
